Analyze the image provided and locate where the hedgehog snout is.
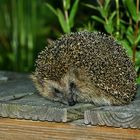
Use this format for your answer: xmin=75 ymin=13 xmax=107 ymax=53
xmin=51 ymin=80 xmax=78 ymax=106
xmin=67 ymin=82 xmax=77 ymax=106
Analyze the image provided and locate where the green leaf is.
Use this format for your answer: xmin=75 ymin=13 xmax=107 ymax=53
xmin=104 ymin=0 xmax=111 ymax=17
xmin=135 ymin=12 xmax=140 ymax=21
xmin=120 ymin=19 xmax=129 ymax=25
xmin=45 ymin=3 xmax=57 ymax=16
xmin=126 ymin=26 xmax=135 ymax=45
xmin=120 ymin=40 xmax=133 ymax=57
xmin=57 ymin=9 xmax=70 ymax=33
xmin=126 ymin=35 xmax=135 ymax=45
xmin=124 ymin=0 xmax=137 ymax=22
xmin=119 ymin=23 xmax=127 ymax=38
xmin=97 ymin=0 xmax=103 ymax=7
xmin=136 ymin=77 xmax=140 ymax=84
xmin=126 ymin=26 xmax=133 ymax=34
xmin=136 ymin=51 xmax=140 ymax=65
xmin=109 ymin=11 xmax=116 ymax=21
xmin=135 ymin=34 xmax=140 ymax=45
xmin=91 ymin=16 xmax=105 ymax=24
xmin=69 ymin=0 xmax=79 ymax=28
xmin=99 ymin=8 xmax=107 ymax=18
xmin=104 ymin=11 xmax=116 ymax=34
xmin=82 ymin=3 xmax=99 ymax=11
xmin=63 ymin=0 xmax=70 ymax=10
xmin=97 ymin=0 xmax=107 ymax=18
xmin=104 ymin=23 xmax=113 ymax=34
xmin=83 ymin=2 xmax=107 ymax=19
xmin=104 ymin=0 xmax=111 ymax=10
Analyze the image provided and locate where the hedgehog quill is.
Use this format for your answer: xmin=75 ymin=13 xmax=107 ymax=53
xmin=32 ymin=31 xmax=136 ymax=106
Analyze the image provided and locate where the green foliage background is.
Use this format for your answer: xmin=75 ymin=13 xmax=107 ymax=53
xmin=0 ymin=0 xmax=140 ymax=83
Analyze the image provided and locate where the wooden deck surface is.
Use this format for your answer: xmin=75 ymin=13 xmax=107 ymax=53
xmin=0 ymin=71 xmax=140 ymax=128
xmin=0 ymin=118 xmax=140 ymax=140
xmin=0 ymin=71 xmax=140 ymax=140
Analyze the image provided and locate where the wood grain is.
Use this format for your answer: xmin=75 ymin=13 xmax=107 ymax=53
xmin=0 ymin=118 xmax=140 ymax=140
xmin=84 ymin=85 xmax=140 ymax=128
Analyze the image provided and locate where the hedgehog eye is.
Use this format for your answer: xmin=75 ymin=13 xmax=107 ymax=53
xmin=53 ymin=88 xmax=63 ymax=98
xmin=70 ymin=82 xmax=76 ymax=88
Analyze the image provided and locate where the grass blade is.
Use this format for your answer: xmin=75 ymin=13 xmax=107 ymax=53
xmin=92 ymin=16 xmax=105 ymax=24
xmin=45 ymin=3 xmax=57 ymax=16
xmin=82 ymin=3 xmax=99 ymax=10
xmin=69 ymin=0 xmax=79 ymax=28
xmin=124 ymin=0 xmax=137 ymax=22
xmin=57 ymin=9 xmax=70 ymax=33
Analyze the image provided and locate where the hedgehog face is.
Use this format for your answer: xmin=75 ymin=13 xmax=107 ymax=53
xmin=38 ymin=76 xmax=77 ymax=106
xmin=42 ymin=68 xmax=102 ymax=106
xmin=47 ymin=69 xmax=79 ymax=106
xmin=33 ymin=68 xmax=91 ymax=106
xmin=51 ymin=81 xmax=78 ymax=106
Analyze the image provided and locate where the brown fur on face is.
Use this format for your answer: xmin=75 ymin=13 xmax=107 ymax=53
xmin=31 ymin=68 xmax=125 ymax=106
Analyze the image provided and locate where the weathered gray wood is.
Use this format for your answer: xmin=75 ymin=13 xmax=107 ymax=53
xmin=0 ymin=71 xmax=27 ymax=82
xmin=0 ymin=71 xmax=94 ymax=122
xmin=1 ymin=71 xmax=140 ymax=128
xmin=84 ymin=85 xmax=140 ymax=128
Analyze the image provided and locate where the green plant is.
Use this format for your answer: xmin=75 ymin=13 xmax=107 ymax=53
xmin=0 ymin=0 xmax=51 ymax=72
xmin=78 ymin=21 xmax=95 ymax=32
xmin=123 ymin=1 xmax=140 ymax=62
xmin=46 ymin=0 xmax=79 ymax=33
xmin=83 ymin=0 xmax=116 ymax=35
xmin=122 ymin=0 xmax=140 ymax=83
xmin=84 ymin=0 xmax=140 ymax=83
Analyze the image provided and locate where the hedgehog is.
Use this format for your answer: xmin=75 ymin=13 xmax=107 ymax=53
xmin=31 ymin=31 xmax=136 ymax=106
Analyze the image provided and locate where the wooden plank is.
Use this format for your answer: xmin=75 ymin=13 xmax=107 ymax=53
xmin=0 ymin=71 xmax=94 ymax=122
xmin=1 ymin=71 xmax=140 ymax=128
xmin=84 ymin=85 xmax=140 ymax=128
xmin=0 ymin=71 xmax=27 ymax=82
xmin=0 ymin=99 xmax=93 ymax=122
xmin=0 ymin=118 xmax=140 ymax=140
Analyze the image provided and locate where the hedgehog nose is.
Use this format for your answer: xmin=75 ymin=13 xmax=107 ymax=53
xmin=68 ymin=99 xmax=76 ymax=106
